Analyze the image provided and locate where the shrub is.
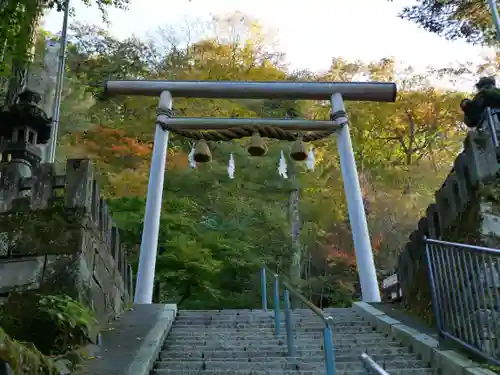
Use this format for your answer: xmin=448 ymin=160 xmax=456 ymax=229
xmin=0 ymin=327 xmax=59 ymax=375
xmin=0 ymin=292 xmax=98 ymax=355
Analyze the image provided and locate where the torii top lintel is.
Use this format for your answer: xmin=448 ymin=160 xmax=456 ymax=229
xmin=103 ymin=80 xmax=397 ymax=102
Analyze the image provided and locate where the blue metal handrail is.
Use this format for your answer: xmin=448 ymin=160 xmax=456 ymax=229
xmin=260 ymin=266 xmax=336 ymax=375
xmin=425 ymin=237 xmax=500 ymax=366
xmin=360 ymin=353 xmax=390 ymax=375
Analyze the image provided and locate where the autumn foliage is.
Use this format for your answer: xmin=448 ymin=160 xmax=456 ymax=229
xmin=46 ymin=14 xmax=475 ymax=308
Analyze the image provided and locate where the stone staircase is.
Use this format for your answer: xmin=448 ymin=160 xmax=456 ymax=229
xmin=152 ymin=308 xmax=439 ymax=375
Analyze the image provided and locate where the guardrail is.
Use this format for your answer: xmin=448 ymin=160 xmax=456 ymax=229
xmin=260 ymin=266 xmax=336 ymax=375
xmin=425 ymin=237 xmax=500 ymax=366
xmin=360 ymin=353 xmax=390 ymax=375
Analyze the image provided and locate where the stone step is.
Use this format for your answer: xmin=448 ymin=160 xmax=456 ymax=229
xmin=164 ymin=333 xmax=393 ymax=345
xmin=154 ymin=359 xmax=428 ymax=371
xmin=172 ymin=318 xmax=362 ymax=325
xmin=163 ymin=342 xmax=402 ymax=354
xmin=172 ymin=317 xmax=363 ymax=323
xmin=174 ymin=311 xmax=361 ymax=319
xmin=173 ymin=313 xmax=364 ymax=320
xmin=167 ymin=330 xmax=374 ymax=342
xmin=163 ymin=342 xmax=403 ymax=353
xmin=160 ymin=346 xmax=411 ymax=360
xmin=167 ymin=334 xmax=387 ymax=340
xmin=153 ymin=369 xmax=438 ymax=375
xmin=167 ymin=326 xmax=376 ymax=334
xmin=162 ymin=342 xmax=397 ymax=351
xmin=174 ymin=319 xmax=372 ymax=329
xmin=160 ymin=351 xmax=416 ymax=363
xmin=177 ymin=308 xmax=359 ymax=314
xmin=172 ymin=318 xmax=369 ymax=326
xmin=174 ymin=319 xmax=370 ymax=328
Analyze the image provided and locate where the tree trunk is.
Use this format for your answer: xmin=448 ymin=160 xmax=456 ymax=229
xmin=4 ymin=0 xmax=46 ymax=107
xmin=403 ymin=111 xmax=416 ymax=194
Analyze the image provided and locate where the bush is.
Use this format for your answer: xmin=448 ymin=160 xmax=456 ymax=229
xmin=0 ymin=292 xmax=98 ymax=355
xmin=0 ymin=327 xmax=59 ymax=375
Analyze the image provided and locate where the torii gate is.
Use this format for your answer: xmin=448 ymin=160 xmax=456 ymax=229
xmin=103 ymin=80 xmax=397 ymax=304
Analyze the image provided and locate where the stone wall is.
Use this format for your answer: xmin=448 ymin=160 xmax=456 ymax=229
xmin=394 ymin=121 xmax=500 ymax=316
xmin=0 ymin=158 xmax=133 ymax=322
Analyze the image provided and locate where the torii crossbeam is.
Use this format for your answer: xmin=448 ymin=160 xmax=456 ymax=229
xmin=103 ymin=79 xmax=398 ymax=304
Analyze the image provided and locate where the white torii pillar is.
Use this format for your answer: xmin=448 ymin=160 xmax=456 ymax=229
xmin=332 ymin=93 xmax=381 ymax=302
xmin=134 ymin=91 xmax=172 ymax=304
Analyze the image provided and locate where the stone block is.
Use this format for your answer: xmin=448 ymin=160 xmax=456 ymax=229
xmin=93 ymin=252 xmax=114 ymax=290
xmin=43 ymin=254 xmax=92 ymax=301
xmin=426 ymin=204 xmax=441 ymax=239
xmin=93 ymin=250 xmax=119 ymax=314
xmin=0 ymin=257 xmax=44 ymax=292
xmin=449 ymin=173 xmax=470 ymax=216
xmin=390 ymin=323 xmax=422 ymax=348
xmin=411 ymin=333 xmax=439 ymax=363
xmin=65 ymin=159 xmax=94 ymax=212
xmin=110 ymin=284 xmax=123 ymax=314
xmin=464 ymin=132 xmax=498 ymax=185
xmin=112 ymin=266 xmax=125 ymax=295
xmin=95 ymin=239 xmax=116 ymax=275
xmin=78 ymin=229 xmax=95 ymax=273
xmin=374 ymin=314 xmax=401 ymax=336
xmin=89 ymin=275 xmax=107 ymax=321
xmin=454 ymin=152 xmax=475 ymax=190
xmin=352 ymin=302 xmax=385 ymax=326
xmin=98 ymin=198 xmax=105 ymax=233
xmin=480 ymin=202 xmax=500 ymax=239
xmin=30 ymin=163 xmax=55 ymax=210
xmin=0 ymin=164 xmax=22 ymax=212
xmin=91 ymin=180 xmax=100 ymax=223
xmin=111 ymin=226 xmax=120 ymax=260
xmin=433 ymin=349 xmax=476 ymax=375
xmin=436 ymin=176 xmax=462 ymax=231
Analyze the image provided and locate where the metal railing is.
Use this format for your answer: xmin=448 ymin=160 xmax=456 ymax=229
xmin=360 ymin=353 xmax=390 ymax=375
xmin=425 ymin=237 xmax=500 ymax=365
xmin=260 ymin=266 xmax=336 ymax=375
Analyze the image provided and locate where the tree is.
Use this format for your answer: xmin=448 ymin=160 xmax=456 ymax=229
xmin=0 ymin=0 xmax=131 ymax=107
xmin=55 ymin=13 xmax=470 ymax=308
xmin=391 ymin=0 xmax=498 ymax=45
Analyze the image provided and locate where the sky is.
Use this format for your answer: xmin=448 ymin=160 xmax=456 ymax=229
xmin=42 ymin=0 xmax=494 ymax=89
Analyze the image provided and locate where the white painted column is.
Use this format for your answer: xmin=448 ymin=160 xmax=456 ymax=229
xmin=331 ymin=93 xmax=381 ymax=302
xmin=134 ymin=91 xmax=172 ymax=304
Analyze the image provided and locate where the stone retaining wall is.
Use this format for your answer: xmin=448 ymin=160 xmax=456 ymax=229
xmin=0 ymin=158 xmax=133 ymax=322
xmin=395 ymin=126 xmax=499 ymax=313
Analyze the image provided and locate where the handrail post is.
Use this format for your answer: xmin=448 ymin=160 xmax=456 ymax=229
xmin=323 ymin=317 xmax=336 ymax=375
xmin=273 ymin=274 xmax=281 ymax=335
xmin=423 ymin=239 xmax=443 ymax=334
xmin=260 ymin=267 xmax=268 ymax=311
xmin=283 ymin=289 xmax=296 ymax=357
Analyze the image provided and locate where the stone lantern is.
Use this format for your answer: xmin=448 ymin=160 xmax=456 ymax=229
xmin=0 ymin=89 xmax=52 ymax=177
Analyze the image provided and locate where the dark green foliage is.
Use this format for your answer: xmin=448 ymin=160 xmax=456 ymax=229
xmin=0 ymin=292 xmax=98 ymax=355
xmin=0 ymin=327 xmax=59 ymax=375
xmin=392 ymin=0 xmax=497 ymax=45
xmin=107 ymin=148 xmax=292 ymax=309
